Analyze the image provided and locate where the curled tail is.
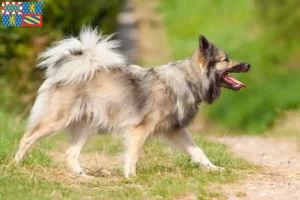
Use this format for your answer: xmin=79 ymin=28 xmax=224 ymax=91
xmin=38 ymin=27 xmax=127 ymax=84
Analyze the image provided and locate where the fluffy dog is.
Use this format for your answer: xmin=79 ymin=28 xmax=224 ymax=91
xmin=14 ymin=27 xmax=250 ymax=177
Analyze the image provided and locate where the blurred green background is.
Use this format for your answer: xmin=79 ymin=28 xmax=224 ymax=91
xmin=1 ymin=0 xmax=300 ymax=133
xmin=160 ymin=0 xmax=300 ymax=133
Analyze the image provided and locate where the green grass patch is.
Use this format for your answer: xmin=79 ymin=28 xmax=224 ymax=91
xmin=0 ymin=109 xmax=254 ymax=199
xmin=160 ymin=0 xmax=300 ymax=133
xmin=0 ymin=166 xmax=85 ymax=200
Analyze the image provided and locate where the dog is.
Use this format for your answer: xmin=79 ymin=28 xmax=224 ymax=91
xmin=14 ymin=27 xmax=250 ymax=177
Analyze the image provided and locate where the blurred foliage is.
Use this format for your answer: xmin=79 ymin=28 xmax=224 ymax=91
xmin=0 ymin=0 xmax=124 ymax=113
xmin=161 ymin=0 xmax=300 ymax=133
xmin=256 ymin=0 xmax=300 ymax=41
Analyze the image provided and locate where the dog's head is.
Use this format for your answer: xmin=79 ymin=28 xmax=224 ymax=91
xmin=197 ymin=35 xmax=250 ymax=91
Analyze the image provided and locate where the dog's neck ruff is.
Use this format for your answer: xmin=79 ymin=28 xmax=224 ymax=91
xmin=171 ymin=57 xmax=220 ymax=105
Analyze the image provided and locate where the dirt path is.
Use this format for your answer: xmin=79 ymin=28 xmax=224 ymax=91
xmin=210 ymin=110 xmax=300 ymax=200
xmin=212 ymin=135 xmax=300 ymax=200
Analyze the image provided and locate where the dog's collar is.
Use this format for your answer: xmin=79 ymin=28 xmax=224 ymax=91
xmin=196 ymin=102 xmax=204 ymax=108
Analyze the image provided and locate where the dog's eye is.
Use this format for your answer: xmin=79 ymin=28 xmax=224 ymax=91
xmin=223 ymin=58 xmax=229 ymax=62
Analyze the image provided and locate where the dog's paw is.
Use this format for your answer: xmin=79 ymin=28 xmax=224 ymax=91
xmin=124 ymin=168 xmax=136 ymax=178
xmin=124 ymin=172 xmax=136 ymax=179
xmin=210 ymin=165 xmax=224 ymax=172
xmin=13 ymin=155 xmax=22 ymax=164
xmin=81 ymin=174 xmax=95 ymax=179
xmin=76 ymin=171 xmax=95 ymax=179
xmin=202 ymin=163 xmax=224 ymax=172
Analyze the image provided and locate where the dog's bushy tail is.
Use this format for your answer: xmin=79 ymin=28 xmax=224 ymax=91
xmin=37 ymin=26 xmax=126 ymax=84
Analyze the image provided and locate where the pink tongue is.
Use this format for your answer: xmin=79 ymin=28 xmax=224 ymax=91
xmin=224 ymin=76 xmax=247 ymax=88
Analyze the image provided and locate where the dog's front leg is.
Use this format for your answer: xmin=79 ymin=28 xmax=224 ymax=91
xmin=123 ymin=125 xmax=150 ymax=178
xmin=166 ymin=128 xmax=223 ymax=170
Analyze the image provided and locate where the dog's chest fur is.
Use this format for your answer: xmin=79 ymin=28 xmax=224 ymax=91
xmin=136 ymin=64 xmax=200 ymax=132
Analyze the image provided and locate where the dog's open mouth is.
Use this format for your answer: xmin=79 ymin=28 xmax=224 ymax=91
xmin=219 ymin=63 xmax=250 ymax=91
xmin=223 ymin=72 xmax=247 ymax=89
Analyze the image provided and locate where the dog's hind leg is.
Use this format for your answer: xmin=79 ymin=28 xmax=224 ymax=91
xmin=165 ymin=128 xmax=223 ymax=171
xmin=65 ymin=123 xmax=93 ymax=176
xmin=123 ymin=125 xmax=151 ymax=178
xmin=14 ymin=111 xmax=68 ymax=163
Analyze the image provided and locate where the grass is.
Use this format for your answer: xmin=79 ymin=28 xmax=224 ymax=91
xmin=160 ymin=0 xmax=300 ymax=133
xmin=0 ymin=109 xmax=255 ymax=199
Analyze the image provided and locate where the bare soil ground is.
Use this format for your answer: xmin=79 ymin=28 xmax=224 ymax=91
xmin=49 ymin=151 xmax=121 ymax=178
xmin=214 ymin=136 xmax=300 ymax=200
xmin=210 ymin=110 xmax=300 ymax=200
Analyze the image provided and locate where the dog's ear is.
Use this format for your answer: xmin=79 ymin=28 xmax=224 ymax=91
xmin=199 ymin=35 xmax=212 ymax=59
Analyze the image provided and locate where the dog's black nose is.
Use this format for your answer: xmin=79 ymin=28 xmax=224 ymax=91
xmin=245 ymin=63 xmax=250 ymax=69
